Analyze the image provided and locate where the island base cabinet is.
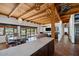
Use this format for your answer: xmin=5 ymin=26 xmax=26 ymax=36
xmin=31 ymin=40 xmax=54 ymax=56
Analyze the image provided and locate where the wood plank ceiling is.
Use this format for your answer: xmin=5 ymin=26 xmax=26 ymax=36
xmin=0 ymin=3 xmax=79 ymax=24
xmin=56 ymin=3 xmax=79 ymax=23
xmin=0 ymin=3 xmax=60 ymax=24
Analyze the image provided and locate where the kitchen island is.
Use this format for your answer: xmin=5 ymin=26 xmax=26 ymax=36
xmin=0 ymin=37 xmax=54 ymax=56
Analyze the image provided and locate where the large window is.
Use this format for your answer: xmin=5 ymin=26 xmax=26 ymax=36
xmin=5 ymin=27 xmax=13 ymax=35
xmin=5 ymin=26 xmax=17 ymax=35
xmin=30 ymin=27 xmax=37 ymax=36
xmin=27 ymin=27 xmax=37 ymax=37
xmin=5 ymin=25 xmax=17 ymax=40
xmin=27 ymin=28 xmax=31 ymax=38
xmin=30 ymin=28 xmax=35 ymax=36
xmin=20 ymin=27 xmax=27 ymax=39
xmin=35 ymin=28 xmax=37 ymax=35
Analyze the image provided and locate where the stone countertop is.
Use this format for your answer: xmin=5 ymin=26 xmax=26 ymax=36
xmin=0 ymin=37 xmax=53 ymax=56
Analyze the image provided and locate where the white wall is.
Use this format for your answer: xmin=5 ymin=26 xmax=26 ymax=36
xmin=64 ymin=28 xmax=68 ymax=33
xmin=64 ymin=23 xmax=69 ymax=33
xmin=69 ymin=14 xmax=75 ymax=43
xmin=55 ymin=21 xmax=64 ymax=42
xmin=37 ymin=25 xmax=43 ymax=34
xmin=41 ymin=24 xmax=51 ymax=33
xmin=0 ymin=17 xmax=39 ymax=27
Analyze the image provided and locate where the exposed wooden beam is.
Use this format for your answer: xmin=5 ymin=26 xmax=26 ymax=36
xmin=9 ymin=3 xmax=23 ymax=17
xmin=64 ymin=3 xmax=79 ymax=9
xmin=61 ymin=14 xmax=70 ymax=20
xmin=54 ymin=7 xmax=61 ymax=21
xmin=18 ymin=4 xmax=36 ymax=18
xmin=46 ymin=4 xmax=61 ymax=23
xmin=62 ymin=19 xmax=69 ymax=23
xmin=59 ymin=5 xmax=79 ymax=22
xmin=33 ymin=18 xmax=50 ymax=22
xmin=32 ymin=16 xmax=48 ymax=21
xmin=0 ymin=13 xmax=8 ymax=16
xmin=19 ymin=4 xmax=44 ymax=19
xmin=31 ymin=14 xmax=48 ymax=21
xmin=32 ymin=20 xmax=49 ymax=23
xmin=60 ymin=7 xmax=79 ymax=22
xmin=22 ymin=4 xmax=48 ymax=19
xmin=24 ymin=14 xmax=47 ymax=21
xmin=26 ymin=11 xmax=48 ymax=20
xmin=0 ymin=13 xmax=17 ymax=19
xmin=62 ymin=17 xmax=70 ymax=21
xmin=65 ymin=8 xmax=79 ymax=14
xmin=32 ymin=17 xmax=51 ymax=24
xmin=18 ymin=7 xmax=34 ymax=18
xmin=24 ymin=3 xmax=35 ymax=8
xmin=59 ymin=3 xmax=79 ymax=7
xmin=25 ymin=9 xmax=46 ymax=19
xmin=32 ymin=16 xmax=51 ymax=23
xmin=32 ymin=19 xmax=50 ymax=24
xmin=30 ymin=3 xmax=61 ymax=22
xmin=56 ymin=4 xmax=79 ymax=22
xmin=60 ymin=14 xmax=70 ymax=23
xmin=61 ymin=7 xmax=79 ymax=17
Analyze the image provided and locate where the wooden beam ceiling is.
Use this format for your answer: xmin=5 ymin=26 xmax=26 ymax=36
xmin=26 ymin=11 xmax=48 ymax=20
xmin=19 ymin=4 xmax=44 ymax=19
xmin=63 ymin=8 xmax=79 ymax=16
xmin=29 ymin=14 xmax=48 ymax=21
xmin=55 ymin=8 xmax=61 ymax=21
xmin=33 ymin=17 xmax=50 ymax=22
xmin=0 ymin=4 xmax=17 ymax=16
xmin=25 ymin=9 xmax=47 ymax=20
xmin=32 ymin=19 xmax=50 ymax=24
xmin=32 ymin=16 xmax=48 ymax=21
xmin=45 ymin=4 xmax=61 ymax=23
xmin=18 ymin=4 xmax=35 ymax=18
xmin=9 ymin=3 xmax=23 ymax=17
xmin=61 ymin=14 xmax=70 ymax=19
xmin=62 ymin=3 xmax=79 ymax=8
xmin=18 ymin=7 xmax=34 ymax=18
xmin=30 ymin=4 xmax=60 ymax=24
xmin=2 ymin=3 xmax=79 ymax=24
xmin=57 ymin=3 xmax=79 ymax=23
xmin=20 ymin=4 xmax=48 ymax=19
xmin=0 ymin=3 xmax=51 ymax=24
